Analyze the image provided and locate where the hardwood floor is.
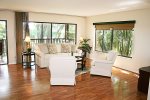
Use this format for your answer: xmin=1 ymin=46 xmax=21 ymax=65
xmin=0 ymin=64 xmax=147 ymax=100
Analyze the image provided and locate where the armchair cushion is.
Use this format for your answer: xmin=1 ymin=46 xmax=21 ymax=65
xmin=107 ymin=50 xmax=117 ymax=61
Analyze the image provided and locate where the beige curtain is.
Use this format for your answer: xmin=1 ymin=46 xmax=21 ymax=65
xmin=15 ymin=12 xmax=29 ymax=64
xmin=95 ymin=23 xmax=135 ymax=30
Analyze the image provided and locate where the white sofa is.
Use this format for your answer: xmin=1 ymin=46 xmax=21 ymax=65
xmin=49 ymin=55 xmax=77 ymax=85
xmin=34 ymin=43 xmax=81 ymax=68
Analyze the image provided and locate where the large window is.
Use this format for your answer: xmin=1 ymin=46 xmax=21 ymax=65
xmin=23 ymin=22 xmax=77 ymax=48
xmin=94 ymin=21 xmax=135 ymax=57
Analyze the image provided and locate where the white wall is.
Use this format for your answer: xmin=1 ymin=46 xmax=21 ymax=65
xmin=0 ymin=11 xmax=86 ymax=64
xmin=29 ymin=12 xmax=86 ymax=44
xmin=0 ymin=11 xmax=16 ymax=64
xmin=86 ymin=8 xmax=150 ymax=73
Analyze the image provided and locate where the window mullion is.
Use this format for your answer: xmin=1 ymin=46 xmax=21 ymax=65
xmin=102 ymin=30 xmax=104 ymax=52
xmin=111 ymin=29 xmax=114 ymax=50
xmin=51 ymin=23 xmax=52 ymax=43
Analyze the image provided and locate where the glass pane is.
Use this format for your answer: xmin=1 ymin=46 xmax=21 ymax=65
xmin=95 ymin=30 xmax=103 ymax=51
xmin=0 ymin=21 xmax=6 ymax=39
xmin=0 ymin=21 xmax=7 ymax=64
xmin=67 ymin=24 xmax=76 ymax=43
xmin=43 ymin=23 xmax=51 ymax=39
xmin=95 ymin=30 xmax=112 ymax=52
xmin=103 ymin=30 xmax=112 ymax=51
xmin=52 ymin=24 xmax=65 ymax=43
xmin=29 ymin=22 xmax=42 ymax=39
xmin=113 ymin=30 xmax=133 ymax=57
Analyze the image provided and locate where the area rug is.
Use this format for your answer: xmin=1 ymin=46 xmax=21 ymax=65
xmin=75 ymin=68 xmax=90 ymax=76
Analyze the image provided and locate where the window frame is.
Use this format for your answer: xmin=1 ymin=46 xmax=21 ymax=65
xmin=23 ymin=21 xmax=77 ymax=44
xmin=0 ymin=20 xmax=9 ymax=64
xmin=95 ymin=29 xmax=133 ymax=58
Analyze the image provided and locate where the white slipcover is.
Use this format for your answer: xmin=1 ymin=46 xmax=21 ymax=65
xmin=90 ymin=51 xmax=117 ymax=77
xmin=49 ymin=55 xmax=77 ymax=85
xmin=34 ymin=43 xmax=81 ymax=68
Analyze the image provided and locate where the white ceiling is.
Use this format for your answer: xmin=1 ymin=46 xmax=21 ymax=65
xmin=0 ymin=0 xmax=150 ymax=16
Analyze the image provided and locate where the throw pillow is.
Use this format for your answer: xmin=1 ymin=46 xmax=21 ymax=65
xmin=38 ymin=44 xmax=49 ymax=54
xmin=48 ymin=44 xmax=57 ymax=54
xmin=61 ymin=43 xmax=71 ymax=53
xmin=71 ymin=44 xmax=77 ymax=53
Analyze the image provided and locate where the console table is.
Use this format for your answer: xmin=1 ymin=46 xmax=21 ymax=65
xmin=138 ymin=66 xmax=150 ymax=94
xmin=22 ymin=52 xmax=36 ymax=68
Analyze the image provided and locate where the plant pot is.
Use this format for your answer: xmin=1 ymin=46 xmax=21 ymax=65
xmin=27 ymin=48 xmax=31 ymax=53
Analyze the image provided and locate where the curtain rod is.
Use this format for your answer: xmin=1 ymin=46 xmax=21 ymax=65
xmin=93 ymin=20 xmax=136 ymax=25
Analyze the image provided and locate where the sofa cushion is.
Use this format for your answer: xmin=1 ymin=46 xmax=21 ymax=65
xmin=48 ymin=44 xmax=57 ymax=54
xmin=55 ymin=44 xmax=61 ymax=53
xmin=70 ymin=44 xmax=77 ymax=53
xmin=61 ymin=43 xmax=71 ymax=53
xmin=38 ymin=44 xmax=49 ymax=54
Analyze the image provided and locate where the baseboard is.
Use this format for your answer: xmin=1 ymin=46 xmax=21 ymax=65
xmin=113 ymin=66 xmax=139 ymax=75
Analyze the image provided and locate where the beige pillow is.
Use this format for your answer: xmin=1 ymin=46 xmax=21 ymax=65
xmin=71 ymin=44 xmax=77 ymax=53
xmin=38 ymin=44 xmax=49 ymax=54
xmin=48 ymin=44 xmax=57 ymax=54
xmin=61 ymin=43 xmax=71 ymax=53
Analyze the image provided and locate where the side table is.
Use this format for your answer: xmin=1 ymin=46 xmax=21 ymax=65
xmin=75 ymin=56 xmax=86 ymax=70
xmin=22 ymin=52 xmax=36 ymax=68
xmin=138 ymin=66 xmax=150 ymax=94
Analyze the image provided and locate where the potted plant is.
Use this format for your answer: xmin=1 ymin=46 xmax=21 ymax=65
xmin=78 ymin=38 xmax=92 ymax=57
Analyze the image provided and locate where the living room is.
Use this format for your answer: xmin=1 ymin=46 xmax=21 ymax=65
xmin=0 ymin=0 xmax=150 ymax=100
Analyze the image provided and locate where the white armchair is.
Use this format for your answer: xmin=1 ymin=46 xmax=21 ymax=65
xmin=90 ymin=51 xmax=117 ymax=77
xmin=49 ymin=55 xmax=77 ymax=85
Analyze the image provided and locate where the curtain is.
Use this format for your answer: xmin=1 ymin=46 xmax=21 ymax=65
xmin=15 ymin=12 xmax=29 ymax=64
xmin=93 ymin=20 xmax=136 ymax=30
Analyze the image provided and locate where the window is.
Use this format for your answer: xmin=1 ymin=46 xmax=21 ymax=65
xmin=23 ymin=22 xmax=77 ymax=48
xmin=52 ymin=23 xmax=65 ymax=43
xmin=0 ymin=20 xmax=8 ymax=64
xmin=66 ymin=24 xmax=76 ymax=43
xmin=94 ymin=21 xmax=135 ymax=57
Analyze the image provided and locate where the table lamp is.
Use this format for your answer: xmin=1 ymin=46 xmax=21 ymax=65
xmin=24 ymin=36 xmax=31 ymax=52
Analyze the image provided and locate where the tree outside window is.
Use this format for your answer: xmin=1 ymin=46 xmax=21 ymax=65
xmin=96 ymin=29 xmax=133 ymax=57
xmin=23 ymin=22 xmax=77 ymax=47
xmin=94 ymin=20 xmax=135 ymax=57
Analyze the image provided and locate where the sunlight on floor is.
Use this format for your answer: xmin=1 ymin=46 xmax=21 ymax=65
xmin=120 ymin=70 xmax=130 ymax=75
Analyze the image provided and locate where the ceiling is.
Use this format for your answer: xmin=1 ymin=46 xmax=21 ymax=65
xmin=0 ymin=0 xmax=150 ymax=16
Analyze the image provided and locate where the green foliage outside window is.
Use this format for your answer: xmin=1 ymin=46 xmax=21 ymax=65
xmin=23 ymin=22 xmax=77 ymax=44
xmin=113 ymin=30 xmax=133 ymax=57
xmin=0 ymin=21 xmax=6 ymax=39
xmin=96 ymin=29 xmax=133 ymax=57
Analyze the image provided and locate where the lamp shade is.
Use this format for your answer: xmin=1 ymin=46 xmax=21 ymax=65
xmin=80 ymin=37 xmax=83 ymax=41
xmin=24 ymin=36 xmax=30 ymax=42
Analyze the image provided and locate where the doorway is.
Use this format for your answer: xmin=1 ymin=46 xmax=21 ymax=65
xmin=0 ymin=20 xmax=8 ymax=64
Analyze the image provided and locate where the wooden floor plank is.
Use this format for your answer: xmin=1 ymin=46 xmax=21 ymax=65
xmin=0 ymin=64 xmax=147 ymax=100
